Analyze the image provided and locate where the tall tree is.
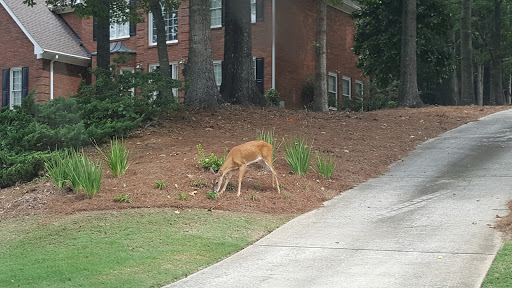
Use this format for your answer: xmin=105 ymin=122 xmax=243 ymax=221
xmin=221 ymin=0 xmax=264 ymax=105
xmin=312 ymin=0 xmax=328 ymax=112
xmin=183 ymin=0 xmax=220 ymax=108
xmin=489 ymin=0 xmax=504 ymax=105
xmin=460 ymin=0 xmax=475 ymax=105
xmin=397 ymin=0 xmax=424 ymax=107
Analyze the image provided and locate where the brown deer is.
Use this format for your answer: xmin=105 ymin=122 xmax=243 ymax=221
xmin=213 ymin=140 xmax=280 ymax=197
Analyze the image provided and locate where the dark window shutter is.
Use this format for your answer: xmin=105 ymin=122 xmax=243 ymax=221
xmin=2 ymin=69 xmax=9 ymax=108
xmin=256 ymin=0 xmax=264 ymax=22
xmin=93 ymin=18 xmax=97 ymax=41
xmin=255 ymin=57 xmax=264 ymax=94
xmin=130 ymin=0 xmax=136 ymax=36
xmin=22 ymin=67 xmax=29 ymax=99
xmin=221 ymin=0 xmax=225 ymax=26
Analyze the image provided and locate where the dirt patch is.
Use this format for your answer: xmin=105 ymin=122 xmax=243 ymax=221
xmin=0 ymin=105 xmax=510 ymax=221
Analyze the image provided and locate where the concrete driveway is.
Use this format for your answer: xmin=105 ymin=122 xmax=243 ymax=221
xmin=165 ymin=109 xmax=512 ymax=288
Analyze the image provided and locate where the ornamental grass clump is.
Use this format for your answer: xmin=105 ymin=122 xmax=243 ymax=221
xmin=256 ymin=129 xmax=281 ymax=163
xmin=316 ymin=152 xmax=336 ymax=179
xmin=284 ymin=136 xmax=312 ymax=175
xmin=97 ymin=138 xmax=129 ymax=177
xmin=67 ymin=149 xmax=102 ymax=199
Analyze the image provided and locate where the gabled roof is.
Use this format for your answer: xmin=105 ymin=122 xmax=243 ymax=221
xmin=0 ymin=0 xmax=90 ymax=66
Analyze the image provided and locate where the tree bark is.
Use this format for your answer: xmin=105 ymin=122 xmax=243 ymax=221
xmin=313 ymin=0 xmax=328 ymax=112
xmin=489 ymin=0 xmax=504 ymax=105
xmin=460 ymin=0 xmax=474 ymax=105
xmin=476 ymin=64 xmax=484 ymax=106
xmin=183 ymin=0 xmax=220 ymax=108
xmin=221 ymin=0 xmax=264 ymax=105
xmin=96 ymin=0 xmax=111 ymax=70
xmin=397 ymin=0 xmax=424 ymax=107
xmin=449 ymin=29 xmax=459 ymax=105
xmin=150 ymin=0 xmax=173 ymax=101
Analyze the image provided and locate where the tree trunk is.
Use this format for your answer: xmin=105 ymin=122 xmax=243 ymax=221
xmin=221 ymin=0 xmax=264 ymax=105
xmin=460 ymin=0 xmax=474 ymax=105
xmin=313 ymin=0 xmax=328 ymax=112
xmin=183 ymin=0 xmax=220 ymax=108
xmin=449 ymin=29 xmax=459 ymax=105
xmin=489 ymin=0 xmax=504 ymax=105
xmin=397 ymin=0 xmax=424 ymax=107
xmin=96 ymin=0 xmax=111 ymax=70
xmin=476 ymin=64 xmax=484 ymax=106
xmin=150 ymin=0 xmax=173 ymax=101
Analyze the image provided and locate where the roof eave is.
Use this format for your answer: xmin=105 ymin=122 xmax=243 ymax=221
xmin=329 ymin=0 xmax=361 ymax=14
xmin=37 ymin=50 xmax=91 ymax=67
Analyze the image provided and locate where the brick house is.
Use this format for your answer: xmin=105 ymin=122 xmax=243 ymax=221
xmin=0 ymin=0 xmax=364 ymax=109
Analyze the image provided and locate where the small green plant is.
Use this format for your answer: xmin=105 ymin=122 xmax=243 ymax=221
xmin=284 ymin=195 xmax=291 ymax=200
xmin=279 ymin=183 xmax=284 ymax=191
xmin=193 ymin=180 xmax=206 ymax=188
xmin=226 ymin=182 xmax=234 ymax=191
xmin=177 ymin=193 xmax=187 ymax=201
xmin=66 ymin=149 xmax=102 ymax=199
xmin=114 ymin=193 xmax=132 ymax=203
xmin=97 ymin=137 xmax=129 ymax=177
xmin=284 ymin=136 xmax=312 ymax=175
xmin=155 ymin=180 xmax=166 ymax=190
xmin=206 ymin=191 xmax=218 ymax=200
xmin=249 ymin=194 xmax=257 ymax=201
xmin=195 ymin=144 xmax=225 ymax=172
xmin=316 ymin=152 xmax=336 ymax=179
xmin=264 ymin=88 xmax=281 ymax=106
xmin=45 ymin=150 xmax=70 ymax=189
xmin=253 ymin=183 xmax=260 ymax=190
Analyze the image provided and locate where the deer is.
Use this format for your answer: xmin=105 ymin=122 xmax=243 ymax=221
xmin=212 ymin=140 xmax=280 ymax=197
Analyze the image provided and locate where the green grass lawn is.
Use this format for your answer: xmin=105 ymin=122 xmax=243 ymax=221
xmin=483 ymin=242 xmax=512 ymax=288
xmin=0 ymin=209 xmax=292 ymax=288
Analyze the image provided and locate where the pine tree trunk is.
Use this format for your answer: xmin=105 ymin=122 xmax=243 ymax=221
xmin=460 ymin=0 xmax=474 ymax=105
xmin=221 ymin=0 xmax=264 ymax=105
xmin=183 ymin=0 xmax=220 ymax=108
xmin=397 ymin=0 xmax=424 ymax=107
xmin=489 ymin=0 xmax=504 ymax=105
xmin=449 ymin=29 xmax=459 ymax=105
xmin=313 ymin=0 xmax=328 ymax=112
xmin=150 ymin=0 xmax=172 ymax=101
xmin=476 ymin=64 xmax=484 ymax=106
xmin=96 ymin=0 xmax=111 ymax=70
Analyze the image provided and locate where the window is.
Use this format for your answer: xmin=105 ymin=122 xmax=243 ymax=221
xmin=210 ymin=0 xmax=222 ymax=28
xmin=355 ymin=80 xmax=364 ymax=98
xmin=253 ymin=57 xmax=264 ymax=93
xmin=149 ymin=9 xmax=178 ymax=45
xmin=148 ymin=63 xmax=179 ymax=99
xmin=213 ymin=61 xmax=222 ymax=90
xmin=251 ymin=0 xmax=257 ymax=23
xmin=328 ymin=72 xmax=338 ymax=108
xmin=10 ymin=68 xmax=22 ymax=109
xmin=342 ymin=76 xmax=351 ymax=99
xmin=110 ymin=0 xmax=130 ymax=39
xmin=120 ymin=67 xmax=135 ymax=95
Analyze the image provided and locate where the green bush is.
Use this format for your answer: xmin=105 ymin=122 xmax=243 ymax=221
xmin=0 ymin=150 xmax=48 ymax=188
xmin=196 ymin=144 xmax=225 ymax=172
xmin=264 ymin=88 xmax=281 ymax=106
xmin=340 ymin=80 xmax=398 ymax=112
xmin=284 ymin=136 xmax=312 ymax=175
xmin=301 ymin=78 xmax=315 ymax=108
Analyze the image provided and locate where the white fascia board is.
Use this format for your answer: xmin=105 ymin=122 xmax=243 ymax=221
xmin=0 ymin=0 xmax=43 ymax=55
xmin=39 ymin=50 xmax=90 ymax=67
xmin=329 ymin=0 xmax=361 ymax=14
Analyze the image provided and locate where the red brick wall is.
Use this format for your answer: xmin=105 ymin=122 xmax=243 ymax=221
xmin=275 ymin=0 xmax=365 ymax=108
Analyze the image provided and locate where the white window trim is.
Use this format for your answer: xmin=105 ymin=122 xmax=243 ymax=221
xmin=148 ymin=63 xmax=179 ymax=99
xmin=342 ymin=76 xmax=351 ymax=99
xmin=210 ymin=0 xmax=222 ymax=28
xmin=213 ymin=60 xmax=222 ymax=90
xmin=148 ymin=10 xmax=178 ymax=46
xmin=251 ymin=0 xmax=257 ymax=23
xmin=10 ymin=67 xmax=22 ymax=110
xmin=355 ymin=80 xmax=364 ymax=98
xmin=328 ymin=72 xmax=338 ymax=108
xmin=110 ymin=0 xmax=130 ymax=40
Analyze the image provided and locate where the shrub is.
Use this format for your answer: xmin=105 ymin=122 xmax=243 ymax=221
xmin=340 ymin=80 xmax=398 ymax=112
xmin=114 ymin=193 xmax=132 ymax=203
xmin=284 ymin=136 xmax=312 ymax=175
xmin=0 ymin=150 xmax=48 ymax=188
xmin=264 ymin=88 xmax=281 ymax=106
xmin=301 ymin=78 xmax=315 ymax=108
xmin=195 ymin=144 xmax=225 ymax=172
xmin=316 ymin=152 xmax=336 ymax=179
